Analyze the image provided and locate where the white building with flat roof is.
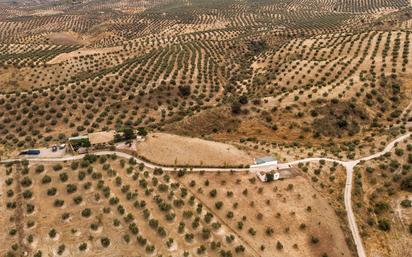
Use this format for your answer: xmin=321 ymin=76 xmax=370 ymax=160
xmin=250 ymin=156 xmax=278 ymax=173
xmin=256 ymin=171 xmax=281 ymax=182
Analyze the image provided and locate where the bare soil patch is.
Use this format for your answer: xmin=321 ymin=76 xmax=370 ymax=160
xmin=175 ymin=171 xmax=353 ymax=257
xmin=136 ymin=132 xmax=253 ymax=166
xmin=47 ymin=46 xmax=121 ymax=64
xmin=47 ymin=32 xmax=84 ymax=45
xmin=32 ymin=10 xmax=64 ymax=16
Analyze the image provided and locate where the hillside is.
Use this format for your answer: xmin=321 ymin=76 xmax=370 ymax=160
xmin=0 ymin=0 xmax=412 ymax=257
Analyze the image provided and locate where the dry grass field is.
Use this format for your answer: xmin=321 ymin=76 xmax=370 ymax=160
xmin=136 ymin=133 xmax=253 ymax=167
xmin=175 ymin=170 xmax=353 ymax=257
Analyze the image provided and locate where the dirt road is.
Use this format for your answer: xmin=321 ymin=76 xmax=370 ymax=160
xmin=1 ymin=132 xmax=411 ymax=257
xmin=283 ymin=132 xmax=411 ymax=257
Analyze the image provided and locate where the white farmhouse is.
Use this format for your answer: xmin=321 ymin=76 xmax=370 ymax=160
xmin=256 ymin=171 xmax=281 ymax=182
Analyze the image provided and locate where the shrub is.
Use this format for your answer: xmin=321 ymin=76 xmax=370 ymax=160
xmin=53 ymin=164 xmax=62 ymax=171
xmin=209 ymin=189 xmax=217 ymax=198
xmin=239 ymin=95 xmax=248 ymax=104
xmin=59 ymin=173 xmax=68 ymax=182
xmin=81 ymin=208 xmax=92 ymax=218
xmin=49 ymin=229 xmax=57 ymax=238
xmin=395 ymin=148 xmax=404 ymax=156
xmin=57 ymin=245 xmax=65 ymax=255
xmin=400 ymin=176 xmax=412 ymax=192
xmin=71 ymin=162 xmax=79 ymax=170
xmin=79 ymin=243 xmax=87 ymax=251
xmin=101 ymin=237 xmax=110 ymax=247
xmin=42 ymin=175 xmax=51 ymax=184
xmin=20 ymin=177 xmax=32 ymax=187
xmin=377 ymin=219 xmax=391 ymax=231
xmin=35 ymin=165 xmax=44 ymax=173
xmin=47 ymin=187 xmax=57 ymax=196
xmin=66 ymin=184 xmax=77 ymax=193
xmin=52 ymin=197 xmax=64 ymax=207
xmin=400 ymin=199 xmax=411 ymax=208
xmin=374 ymin=202 xmax=390 ymax=214
xmin=310 ymin=236 xmax=319 ymax=244
xmin=178 ymin=85 xmax=191 ymax=97
xmin=276 ymin=241 xmax=283 ymax=250
xmin=22 ymin=190 xmax=32 ymax=199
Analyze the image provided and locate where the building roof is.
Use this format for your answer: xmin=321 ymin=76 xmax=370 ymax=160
xmin=88 ymin=130 xmax=115 ymax=145
xmin=69 ymin=135 xmax=89 ymax=141
xmin=255 ymin=156 xmax=275 ymax=165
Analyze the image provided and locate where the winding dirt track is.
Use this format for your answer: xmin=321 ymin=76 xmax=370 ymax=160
xmin=1 ymin=132 xmax=411 ymax=257
xmin=283 ymin=132 xmax=411 ymax=257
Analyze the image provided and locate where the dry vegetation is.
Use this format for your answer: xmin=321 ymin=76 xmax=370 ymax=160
xmin=0 ymin=0 xmax=410 ymax=159
xmin=1 ymin=156 xmax=258 ymax=257
xmin=175 ymin=169 xmax=353 ymax=257
xmin=0 ymin=155 xmax=355 ymax=257
xmin=354 ymin=135 xmax=412 ymax=257
xmin=136 ymin=133 xmax=253 ymax=167
xmin=0 ymin=0 xmax=412 ymax=256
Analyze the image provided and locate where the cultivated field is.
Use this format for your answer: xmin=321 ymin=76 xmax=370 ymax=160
xmin=0 ymin=155 xmax=353 ymax=257
xmin=0 ymin=157 xmax=257 ymax=257
xmin=0 ymin=0 xmax=410 ymax=158
xmin=175 ymin=170 xmax=353 ymax=257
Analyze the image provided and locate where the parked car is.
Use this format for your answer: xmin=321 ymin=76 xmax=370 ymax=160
xmin=59 ymin=144 xmax=66 ymax=150
xmin=19 ymin=149 xmax=40 ymax=155
xmin=51 ymin=145 xmax=58 ymax=152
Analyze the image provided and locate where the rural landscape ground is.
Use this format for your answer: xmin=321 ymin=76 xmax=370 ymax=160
xmin=0 ymin=0 xmax=412 ymax=257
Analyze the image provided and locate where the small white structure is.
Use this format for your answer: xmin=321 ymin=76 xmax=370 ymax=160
xmin=250 ymin=156 xmax=278 ymax=173
xmin=256 ymin=171 xmax=281 ymax=182
xmin=254 ymin=156 xmax=277 ymax=165
xmin=135 ymin=135 xmax=145 ymax=142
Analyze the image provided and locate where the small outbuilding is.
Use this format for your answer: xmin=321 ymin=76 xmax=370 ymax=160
xmin=250 ymin=156 xmax=278 ymax=173
xmin=255 ymin=156 xmax=277 ymax=165
xmin=68 ymin=135 xmax=90 ymax=151
xmin=68 ymin=130 xmax=116 ymax=152
xmin=255 ymin=156 xmax=278 ymax=165
xmin=256 ymin=171 xmax=281 ymax=182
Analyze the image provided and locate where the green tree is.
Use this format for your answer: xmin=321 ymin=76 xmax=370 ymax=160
xmin=178 ymin=85 xmax=191 ymax=97
xmin=123 ymin=126 xmax=135 ymax=140
xmin=137 ymin=127 xmax=147 ymax=136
